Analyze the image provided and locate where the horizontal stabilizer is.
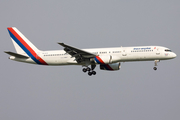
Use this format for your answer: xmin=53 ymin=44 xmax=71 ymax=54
xmin=4 ymin=51 xmax=29 ymax=58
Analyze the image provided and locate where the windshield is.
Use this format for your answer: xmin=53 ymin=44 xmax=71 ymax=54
xmin=165 ymin=49 xmax=172 ymax=52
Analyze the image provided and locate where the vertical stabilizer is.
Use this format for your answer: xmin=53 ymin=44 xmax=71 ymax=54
xmin=7 ymin=27 xmax=40 ymax=54
xmin=7 ymin=27 xmax=48 ymax=65
xmin=11 ymin=38 xmax=26 ymax=54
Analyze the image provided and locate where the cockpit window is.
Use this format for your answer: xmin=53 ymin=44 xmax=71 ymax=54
xmin=165 ymin=49 xmax=172 ymax=52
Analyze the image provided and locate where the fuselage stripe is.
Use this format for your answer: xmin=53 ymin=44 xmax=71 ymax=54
xmin=95 ymin=56 xmax=113 ymax=70
xmin=95 ymin=56 xmax=104 ymax=64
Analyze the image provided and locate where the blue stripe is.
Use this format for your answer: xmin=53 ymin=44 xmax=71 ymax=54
xmin=8 ymin=30 xmax=42 ymax=65
xmin=95 ymin=57 xmax=112 ymax=70
xmin=95 ymin=57 xmax=101 ymax=64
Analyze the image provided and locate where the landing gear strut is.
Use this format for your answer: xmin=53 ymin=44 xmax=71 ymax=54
xmin=82 ymin=65 xmax=96 ymax=76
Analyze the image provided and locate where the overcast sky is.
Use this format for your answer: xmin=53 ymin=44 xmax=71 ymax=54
xmin=0 ymin=1 xmax=180 ymax=120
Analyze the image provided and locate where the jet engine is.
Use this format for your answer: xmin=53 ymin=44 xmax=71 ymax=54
xmin=100 ymin=62 xmax=121 ymax=71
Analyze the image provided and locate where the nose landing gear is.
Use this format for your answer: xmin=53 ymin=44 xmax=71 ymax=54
xmin=153 ymin=60 xmax=160 ymax=71
xmin=153 ymin=67 xmax=157 ymax=70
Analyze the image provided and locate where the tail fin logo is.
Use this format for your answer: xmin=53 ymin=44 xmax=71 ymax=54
xmin=7 ymin=27 xmax=48 ymax=65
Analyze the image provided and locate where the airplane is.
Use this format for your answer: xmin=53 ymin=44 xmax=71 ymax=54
xmin=5 ymin=27 xmax=177 ymax=76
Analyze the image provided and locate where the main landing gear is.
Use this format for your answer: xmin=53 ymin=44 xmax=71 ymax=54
xmin=153 ymin=60 xmax=160 ymax=71
xmin=82 ymin=65 xmax=96 ymax=76
xmin=82 ymin=67 xmax=96 ymax=76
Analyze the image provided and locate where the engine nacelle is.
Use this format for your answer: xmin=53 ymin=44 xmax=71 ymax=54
xmin=100 ymin=63 xmax=121 ymax=71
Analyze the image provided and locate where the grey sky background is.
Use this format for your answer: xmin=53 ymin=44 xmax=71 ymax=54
xmin=0 ymin=1 xmax=180 ymax=120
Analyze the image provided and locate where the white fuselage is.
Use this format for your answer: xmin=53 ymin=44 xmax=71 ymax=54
xmin=10 ymin=46 xmax=177 ymax=65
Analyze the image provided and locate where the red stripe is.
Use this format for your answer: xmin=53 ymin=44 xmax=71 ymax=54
xmin=96 ymin=56 xmax=105 ymax=64
xmin=8 ymin=28 xmax=48 ymax=65
xmin=96 ymin=56 xmax=113 ymax=70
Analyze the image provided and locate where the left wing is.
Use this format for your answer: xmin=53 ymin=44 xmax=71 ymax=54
xmin=58 ymin=43 xmax=97 ymax=63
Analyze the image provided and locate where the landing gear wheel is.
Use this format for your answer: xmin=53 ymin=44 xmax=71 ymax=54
xmin=82 ymin=68 xmax=87 ymax=73
xmin=92 ymin=71 xmax=96 ymax=75
xmin=82 ymin=64 xmax=96 ymax=76
xmin=153 ymin=67 xmax=157 ymax=70
xmin=87 ymin=67 xmax=91 ymax=71
xmin=88 ymin=72 xmax=93 ymax=76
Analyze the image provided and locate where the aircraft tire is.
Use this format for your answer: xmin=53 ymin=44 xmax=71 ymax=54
xmin=153 ymin=67 xmax=157 ymax=70
xmin=92 ymin=71 xmax=96 ymax=75
xmin=88 ymin=72 xmax=92 ymax=76
xmin=83 ymin=68 xmax=87 ymax=72
xmin=87 ymin=67 xmax=91 ymax=71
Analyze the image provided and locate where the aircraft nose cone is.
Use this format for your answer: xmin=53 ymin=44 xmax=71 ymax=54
xmin=173 ymin=53 xmax=177 ymax=58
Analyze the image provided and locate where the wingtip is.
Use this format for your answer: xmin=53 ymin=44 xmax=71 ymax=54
xmin=4 ymin=51 xmax=9 ymax=53
xmin=58 ymin=43 xmax=64 ymax=45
